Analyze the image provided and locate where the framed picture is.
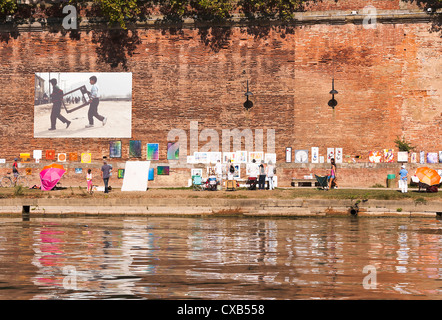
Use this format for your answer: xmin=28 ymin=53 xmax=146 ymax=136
xmin=311 ymin=147 xmax=319 ymax=164
xmin=369 ymin=151 xmax=382 ymax=163
xmin=146 ymin=143 xmax=159 ymax=161
xmin=118 ymin=169 xmax=125 ymax=179
xmin=57 ymin=153 xmax=67 ymax=162
xmin=69 ymin=152 xmax=78 ymax=162
xmin=235 ymin=151 xmax=247 ymax=164
xmin=249 ymin=151 xmax=264 ymax=163
xmin=110 ymin=141 xmax=122 ymax=158
xmin=129 ymin=140 xmax=142 ymax=158
xmin=335 ymin=148 xmax=343 ymax=163
xmin=439 ymin=151 xmax=442 ymax=163
xmin=81 ymin=153 xmax=91 ymax=163
xmin=327 ymin=148 xmax=335 ymax=163
xmin=167 ymin=142 xmax=179 ymax=160
xmin=286 ymin=147 xmax=292 ymax=163
xmin=410 ymin=153 xmax=417 ymax=163
xmin=223 ymin=152 xmax=236 ymax=164
xmin=295 ymin=150 xmax=309 ymax=163
xmin=427 ymin=153 xmax=438 ymax=164
xmin=33 ymin=150 xmax=42 ymax=160
xmin=420 ymin=151 xmax=425 ymax=164
xmin=75 ymin=168 xmax=83 ymax=174
xmin=148 ymin=168 xmax=154 ymax=181
xmin=397 ymin=151 xmax=408 ymax=163
xmin=383 ymin=149 xmax=394 ymax=163
xmin=264 ymin=153 xmax=276 ymax=164
xmin=157 ymin=166 xmax=169 ymax=175
xmin=46 ymin=150 xmax=55 ymax=160
xmin=191 ymin=168 xmax=203 ymax=177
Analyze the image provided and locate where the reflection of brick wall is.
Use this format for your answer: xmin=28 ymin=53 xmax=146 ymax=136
xmin=0 ymin=9 xmax=441 ymax=188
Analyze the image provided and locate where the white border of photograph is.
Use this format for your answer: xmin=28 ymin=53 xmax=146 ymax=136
xmin=311 ymin=147 xmax=319 ymax=163
xmin=249 ymin=151 xmax=264 ymax=163
xmin=264 ymin=153 xmax=276 ymax=164
xmin=235 ymin=151 xmax=247 ymax=164
xmin=335 ymin=148 xmax=343 ymax=163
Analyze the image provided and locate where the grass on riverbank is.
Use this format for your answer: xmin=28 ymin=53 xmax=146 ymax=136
xmin=0 ymin=186 xmax=440 ymax=202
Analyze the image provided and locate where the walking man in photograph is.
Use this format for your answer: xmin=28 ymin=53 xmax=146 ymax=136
xmin=101 ymin=160 xmax=112 ymax=194
xmin=48 ymin=78 xmax=71 ymax=131
xmin=86 ymin=76 xmax=107 ymax=128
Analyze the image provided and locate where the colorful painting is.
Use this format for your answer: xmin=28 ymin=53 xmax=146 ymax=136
xmin=75 ymin=168 xmax=82 ymax=174
xmin=25 ymin=168 xmax=32 ymax=175
xmin=311 ymin=147 xmax=319 ymax=164
xmin=410 ymin=153 xmax=417 ymax=163
xmin=427 ymin=153 xmax=438 ymax=164
xmin=369 ymin=151 xmax=382 ymax=163
xmin=383 ymin=149 xmax=394 ymax=163
xmin=20 ymin=153 xmax=31 ymax=163
xmin=233 ymin=163 xmax=241 ymax=179
xmin=129 ymin=140 xmax=142 ymax=158
xmin=146 ymin=143 xmax=159 ymax=161
xmin=397 ymin=151 xmax=408 ymax=163
xmin=167 ymin=142 xmax=179 ymax=160
xmin=57 ymin=153 xmax=66 ymax=162
xmin=148 ymin=168 xmax=154 ymax=181
xmin=223 ymin=152 xmax=236 ymax=163
xmin=117 ymin=169 xmax=125 ymax=179
xmin=81 ymin=153 xmax=91 ymax=163
xmin=335 ymin=148 xmax=343 ymax=163
xmin=46 ymin=150 xmax=55 ymax=160
xmin=235 ymin=151 xmax=247 ymax=164
xmin=69 ymin=152 xmax=78 ymax=162
xmin=110 ymin=141 xmax=122 ymax=158
xmin=420 ymin=151 xmax=425 ymax=164
xmin=157 ymin=166 xmax=169 ymax=175
xmin=249 ymin=151 xmax=264 ymax=163
xmin=327 ymin=148 xmax=335 ymax=163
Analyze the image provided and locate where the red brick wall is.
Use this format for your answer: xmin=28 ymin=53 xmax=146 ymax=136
xmin=0 ymin=9 xmax=441 ymax=188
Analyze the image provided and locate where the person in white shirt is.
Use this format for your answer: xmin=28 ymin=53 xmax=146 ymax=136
xmin=215 ymin=160 xmax=223 ymax=190
xmin=266 ymin=160 xmax=275 ymax=190
xmin=86 ymin=76 xmax=107 ymax=128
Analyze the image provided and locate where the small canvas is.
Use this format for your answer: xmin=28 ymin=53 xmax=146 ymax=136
xmin=167 ymin=142 xmax=179 ymax=160
xmin=75 ymin=168 xmax=82 ymax=174
xmin=45 ymin=150 xmax=55 ymax=160
xmin=223 ymin=152 xmax=236 ymax=163
xmin=33 ymin=150 xmax=42 ymax=160
xmin=369 ymin=151 xmax=382 ymax=163
xmin=157 ymin=166 xmax=169 ymax=175
xmin=110 ymin=141 xmax=122 ymax=158
xmin=249 ymin=151 xmax=264 ymax=163
xmin=233 ymin=163 xmax=241 ymax=179
xmin=146 ymin=143 xmax=159 ymax=161
xmin=69 ymin=152 xmax=78 ymax=162
xmin=427 ymin=152 xmax=438 ymax=164
xmin=20 ymin=153 xmax=31 ymax=163
xmin=295 ymin=150 xmax=309 ymax=163
xmin=129 ymin=140 xmax=142 ymax=158
xmin=327 ymin=148 xmax=335 ymax=163
xmin=420 ymin=151 xmax=425 ymax=164
xmin=319 ymin=156 xmax=325 ymax=163
xmin=397 ymin=151 xmax=408 ymax=163
xmin=57 ymin=153 xmax=66 ymax=162
xmin=191 ymin=168 xmax=203 ymax=177
xmin=0 ymin=159 xmax=5 ymax=164
xmin=81 ymin=153 xmax=91 ymax=163
xmin=410 ymin=153 xmax=417 ymax=163
xmin=235 ymin=151 xmax=247 ymax=164
xmin=264 ymin=153 xmax=276 ymax=164
xmin=209 ymin=152 xmax=222 ymax=164
xmin=286 ymin=147 xmax=292 ymax=163
xmin=194 ymin=152 xmax=209 ymax=164
xmin=383 ymin=149 xmax=394 ymax=163
xmin=118 ymin=169 xmax=125 ymax=179
xmin=311 ymin=147 xmax=319 ymax=164
xmin=335 ymin=148 xmax=343 ymax=163
xmin=148 ymin=168 xmax=154 ymax=181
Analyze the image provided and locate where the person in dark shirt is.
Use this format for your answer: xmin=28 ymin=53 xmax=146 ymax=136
xmin=49 ymin=78 xmax=71 ymax=131
xmin=101 ymin=160 xmax=112 ymax=194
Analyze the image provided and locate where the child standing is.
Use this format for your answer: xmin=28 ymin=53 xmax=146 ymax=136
xmin=87 ymin=169 xmax=93 ymax=194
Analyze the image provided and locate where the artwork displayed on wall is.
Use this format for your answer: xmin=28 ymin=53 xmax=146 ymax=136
xmin=57 ymin=153 xmax=66 ymax=162
xmin=410 ymin=153 xmax=417 ymax=163
xmin=420 ymin=151 xmax=425 ymax=164
xmin=223 ymin=152 xmax=236 ymax=164
xmin=46 ymin=150 xmax=55 ymax=160
xmin=146 ymin=143 xmax=159 ymax=161
xmin=191 ymin=168 xmax=203 ymax=177
xmin=383 ymin=149 xmax=394 ymax=163
xmin=286 ymin=147 xmax=292 ymax=163
xmin=69 ymin=152 xmax=78 ymax=162
xmin=20 ymin=153 xmax=31 ymax=163
xmin=235 ymin=151 xmax=247 ymax=164
xmin=335 ymin=148 xmax=343 ymax=163
xmin=295 ymin=150 xmax=309 ymax=163
xmin=157 ymin=166 xmax=169 ymax=175
xmin=427 ymin=152 xmax=438 ymax=164
xmin=167 ymin=142 xmax=179 ymax=160
xmin=25 ymin=168 xmax=32 ymax=175
xmin=33 ymin=150 xmax=42 ymax=160
xmin=249 ymin=151 xmax=264 ymax=163
xmin=148 ymin=168 xmax=154 ymax=181
xmin=397 ymin=151 xmax=408 ymax=163
xmin=34 ymin=72 xmax=132 ymax=138
xmin=75 ymin=168 xmax=82 ymax=174
xmin=81 ymin=153 xmax=91 ymax=163
xmin=327 ymin=148 xmax=334 ymax=163
xmin=311 ymin=147 xmax=319 ymax=164
xmin=233 ymin=163 xmax=241 ymax=179
xmin=369 ymin=151 xmax=382 ymax=163
xmin=118 ymin=169 xmax=125 ymax=179
xmin=264 ymin=153 xmax=276 ymax=164
xmin=109 ymin=141 xmax=122 ymax=158
xmin=0 ymin=159 xmax=6 ymax=164
xmin=194 ymin=152 xmax=208 ymax=164
xmin=208 ymin=152 xmax=222 ymax=164
xmin=439 ymin=151 xmax=442 ymax=163
xmin=129 ymin=140 xmax=142 ymax=158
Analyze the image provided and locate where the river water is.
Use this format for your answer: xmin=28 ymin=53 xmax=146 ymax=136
xmin=0 ymin=216 xmax=441 ymax=300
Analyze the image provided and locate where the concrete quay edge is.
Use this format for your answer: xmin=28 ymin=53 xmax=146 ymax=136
xmin=0 ymin=198 xmax=440 ymax=217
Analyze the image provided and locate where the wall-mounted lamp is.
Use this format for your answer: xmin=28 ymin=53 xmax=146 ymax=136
xmin=243 ymin=80 xmax=253 ymax=110
xmin=328 ymin=60 xmax=338 ymax=109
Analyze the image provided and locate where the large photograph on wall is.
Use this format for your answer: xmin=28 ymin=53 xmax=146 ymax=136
xmin=34 ymin=72 xmax=132 ymax=138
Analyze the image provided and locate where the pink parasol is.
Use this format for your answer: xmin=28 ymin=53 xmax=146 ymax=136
xmin=40 ymin=164 xmax=66 ymax=191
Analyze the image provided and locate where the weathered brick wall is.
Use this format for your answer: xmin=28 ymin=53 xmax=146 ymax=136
xmin=0 ymin=3 xmax=441 ymax=188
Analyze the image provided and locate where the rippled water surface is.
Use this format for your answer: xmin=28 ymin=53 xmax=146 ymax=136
xmin=0 ymin=216 xmax=442 ymax=300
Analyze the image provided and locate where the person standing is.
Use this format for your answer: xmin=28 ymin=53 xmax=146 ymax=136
xmin=258 ymin=161 xmax=266 ymax=190
xmin=48 ymin=78 xmax=71 ymax=131
xmin=215 ymin=160 xmax=223 ymax=190
xmin=86 ymin=169 xmax=93 ymax=194
xmin=86 ymin=76 xmax=107 ymax=128
xmin=328 ymin=158 xmax=339 ymax=189
xmin=266 ymin=160 xmax=275 ymax=190
xmin=399 ymin=165 xmax=408 ymax=193
xmin=101 ymin=160 xmax=112 ymax=194
xmin=12 ymin=158 xmax=19 ymax=185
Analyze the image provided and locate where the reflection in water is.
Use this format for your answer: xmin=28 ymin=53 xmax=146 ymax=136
xmin=0 ymin=216 xmax=441 ymax=299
